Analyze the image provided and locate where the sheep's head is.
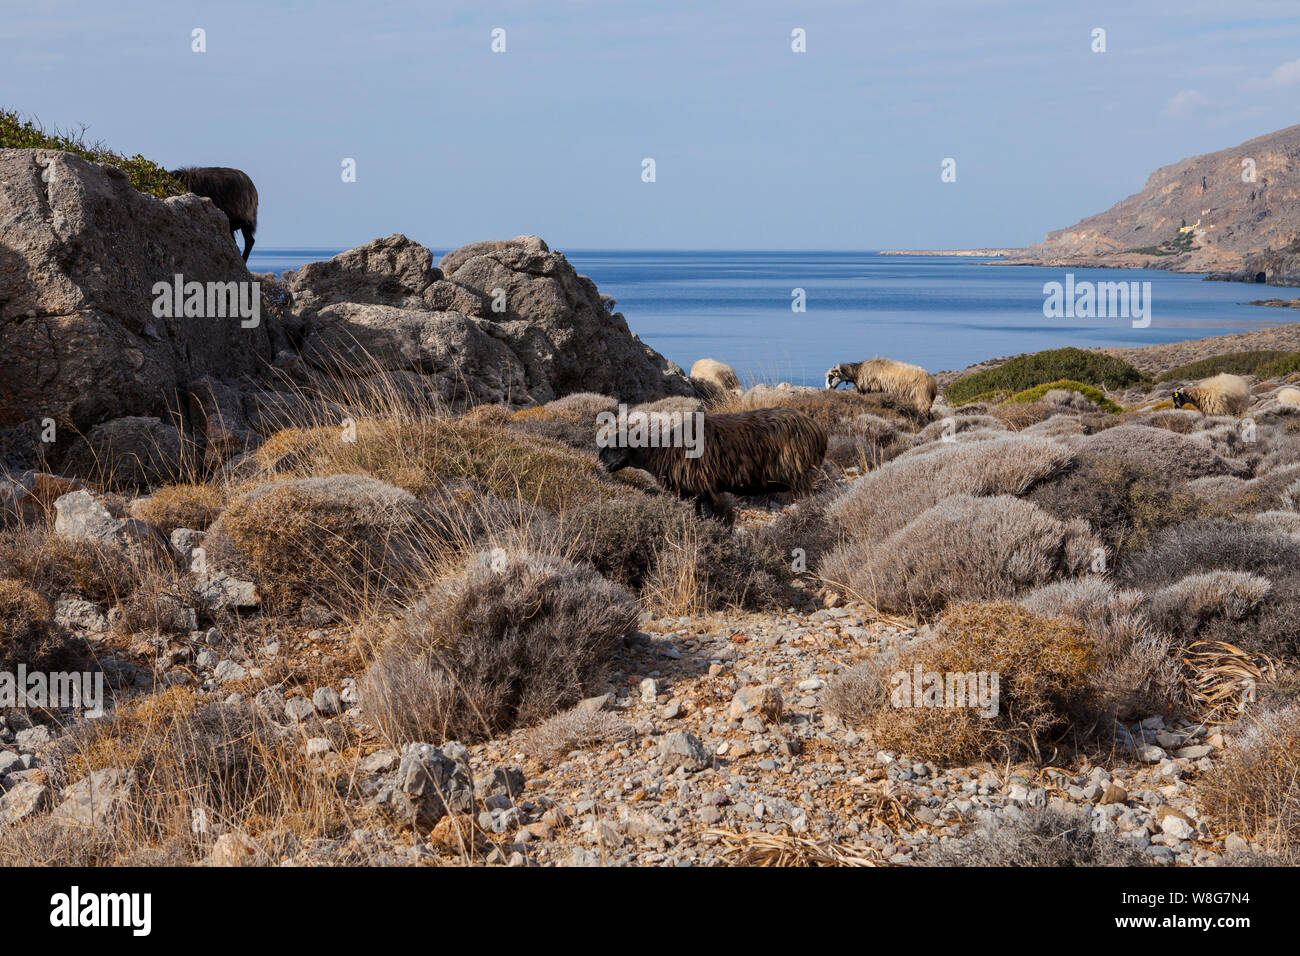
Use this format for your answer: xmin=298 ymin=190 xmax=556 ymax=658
xmin=598 ymin=443 xmax=632 ymax=472
xmin=1172 ymin=388 xmax=1190 ymax=409
xmin=825 ymin=366 xmax=847 ymax=390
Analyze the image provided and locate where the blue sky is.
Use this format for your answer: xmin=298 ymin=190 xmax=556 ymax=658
xmin=4 ymin=1 xmax=1299 ymax=250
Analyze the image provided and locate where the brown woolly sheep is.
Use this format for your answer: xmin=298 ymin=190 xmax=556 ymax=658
xmin=1172 ymin=373 xmax=1251 ymax=417
xmin=170 ymin=166 xmax=259 ymax=262
xmin=826 ymin=358 xmax=937 ymax=416
xmin=597 ymin=407 xmax=827 ymax=522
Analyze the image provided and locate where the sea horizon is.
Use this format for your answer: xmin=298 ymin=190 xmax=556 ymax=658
xmin=250 ymin=248 xmax=1295 ymax=386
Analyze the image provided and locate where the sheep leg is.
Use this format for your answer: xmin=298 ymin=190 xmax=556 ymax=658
xmin=239 ymin=227 xmax=255 ymax=262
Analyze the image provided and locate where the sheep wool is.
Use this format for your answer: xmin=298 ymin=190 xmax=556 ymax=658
xmin=826 ymin=358 xmax=937 ymax=415
xmin=170 ymin=166 xmax=259 ymax=262
xmin=1172 ymin=373 xmax=1251 ymax=417
xmin=597 ymin=406 xmax=827 ymax=522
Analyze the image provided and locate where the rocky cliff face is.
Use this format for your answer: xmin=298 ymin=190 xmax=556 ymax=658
xmin=1010 ymin=124 xmax=1300 ymax=285
xmin=0 ymin=148 xmax=691 ymax=474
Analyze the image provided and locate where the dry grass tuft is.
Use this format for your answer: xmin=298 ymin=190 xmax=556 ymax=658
xmin=131 ymin=483 xmax=225 ymax=535
xmin=1202 ymin=702 xmax=1300 ymax=854
xmin=923 ymin=806 xmax=1148 ymax=866
xmin=524 ymin=706 xmax=632 ymax=763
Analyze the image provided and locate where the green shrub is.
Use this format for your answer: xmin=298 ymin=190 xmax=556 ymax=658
xmin=0 ymin=108 xmax=185 ymax=199
xmin=1006 ymin=380 xmax=1124 ymax=414
xmin=1025 ymin=455 xmax=1204 ymax=563
xmin=1254 ymin=352 xmax=1300 ymax=380
xmin=946 ymin=348 xmax=1146 ymax=406
xmin=1156 ymin=351 xmax=1292 ymax=383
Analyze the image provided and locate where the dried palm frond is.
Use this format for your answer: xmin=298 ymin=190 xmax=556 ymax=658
xmin=1182 ymin=640 xmax=1282 ymax=723
xmin=705 ymin=828 xmax=884 ymax=867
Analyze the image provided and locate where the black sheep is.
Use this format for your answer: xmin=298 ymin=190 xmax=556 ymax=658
xmin=170 ymin=166 xmax=259 ymax=262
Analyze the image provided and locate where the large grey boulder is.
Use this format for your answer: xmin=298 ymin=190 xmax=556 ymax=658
xmin=53 ymin=488 xmax=168 ymax=562
xmin=288 ymin=234 xmax=692 ymax=407
xmin=300 ymin=303 xmax=531 ymax=405
xmin=61 ymin=415 xmax=186 ymax=489
xmin=0 ymin=149 xmax=277 ymax=447
xmin=283 ymin=233 xmax=440 ymax=312
xmin=444 ymin=236 xmax=693 ymax=403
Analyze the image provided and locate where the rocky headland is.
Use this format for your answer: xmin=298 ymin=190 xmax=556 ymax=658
xmin=1004 ymin=124 xmax=1300 ymax=287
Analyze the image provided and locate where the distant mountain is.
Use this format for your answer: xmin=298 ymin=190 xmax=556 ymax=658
xmin=1008 ymin=124 xmax=1300 ymax=286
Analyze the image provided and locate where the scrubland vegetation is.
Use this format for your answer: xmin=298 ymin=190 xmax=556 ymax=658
xmin=4 ymin=340 xmax=1300 ymax=867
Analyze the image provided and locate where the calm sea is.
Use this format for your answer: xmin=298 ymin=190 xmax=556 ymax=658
xmin=251 ymin=249 xmax=1294 ymax=387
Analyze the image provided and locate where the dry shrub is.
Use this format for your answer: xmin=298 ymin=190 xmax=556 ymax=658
xmin=1146 ymin=571 xmax=1272 ymax=640
xmin=989 ymin=401 xmax=1059 ymax=430
xmin=724 ymin=387 xmax=919 ymax=430
xmin=506 ymin=393 xmax=618 ymax=450
xmin=1069 ymin=424 xmax=1247 ymax=481
xmin=633 ymin=395 xmax=704 ymax=416
xmin=824 ymin=654 xmax=897 ymax=728
xmin=524 ymin=706 xmax=631 ymax=763
xmin=1020 ymin=577 xmax=1181 ymax=719
xmin=1118 ymin=518 xmax=1300 ymax=591
xmin=1121 ymin=518 xmax=1300 ymax=658
xmin=1026 ymin=455 xmax=1204 ymax=564
xmin=458 ymin=403 xmax=513 ymax=428
xmin=359 ymin=550 xmax=640 ymax=745
xmin=915 ymin=414 xmax=1006 ymax=441
xmin=1210 ymin=463 xmax=1300 ymax=514
xmin=753 ymin=484 xmax=845 ymax=575
xmin=11 ymin=688 xmax=348 ymax=865
xmin=131 ymin=483 xmax=225 ymax=534
xmin=245 ymin=418 xmax=620 ymax=514
xmin=856 ymin=602 xmax=1100 ymax=763
xmin=923 ymin=806 xmax=1148 ymax=867
xmin=0 ymin=526 xmax=137 ymax=604
xmin=1253 ymin=510 xmax=1300 ymax=536
xmin=561 ymin=495 xmax=794 ymax=611
xmin=1202 ymin=703 xmax=1300 ymax=854
xmin=0 ymin=578 xmax=89 ymax=672
xmin=205 ymin=475 xmax=431 ymax=612
xmin=827 ymin=435 xmax=1074 ymax=544
xmin=821 ymin=495 xmax=1099 ymax=617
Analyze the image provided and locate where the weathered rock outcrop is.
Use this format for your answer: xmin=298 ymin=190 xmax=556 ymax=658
xmin=1 ymin=147 xmax=691 ymax=478
xmin=1009 ymin=125 xmax=1300 ymax=285
xmin=287 ymin=234 xmax=692 ymax=406
xmin=0 ymin=149 xmax=277 ymax=444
